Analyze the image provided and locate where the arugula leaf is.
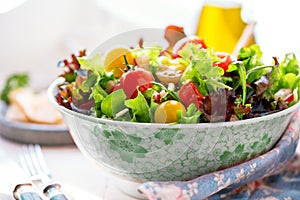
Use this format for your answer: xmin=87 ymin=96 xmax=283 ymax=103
xmin=125 ymin=91 xmax=151 ymax=123
xmin=236 ymin=62 xmax=247 ymax=105
xmin=0 ymin=73 xmax=29 ymax=104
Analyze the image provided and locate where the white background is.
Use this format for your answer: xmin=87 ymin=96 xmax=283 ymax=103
xmin=1 ymin=0 xmax=300 ymax=89
xmin=0 ymin=0 xmax=203 ymax=90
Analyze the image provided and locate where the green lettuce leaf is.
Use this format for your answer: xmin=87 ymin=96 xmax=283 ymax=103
xmin=178 ymin=104 xmax=202 ymax=124
xmin=179 ymin=43 xmax=231 ymax=95
xmin=125 ymin=91 xmax=151 ymax=123
xmin=131 ymin=46 xmax=161 ymax=70
xmin=77 ymin=54 xmax=105 ymax=74
xmin=264 ymin=53 xmax=300 ymax=101
xmin=76 ymin=54 xmax=115 ymax=113
xmin=101 ymin=89 xmax=126 ymax=118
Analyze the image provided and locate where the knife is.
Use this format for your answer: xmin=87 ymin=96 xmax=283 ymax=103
xmin=13 ymin=183 xmax=43 ymax=200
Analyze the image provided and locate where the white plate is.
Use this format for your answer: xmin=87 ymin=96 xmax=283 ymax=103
xmin=0 ymin=101 xmax=74 ymax=145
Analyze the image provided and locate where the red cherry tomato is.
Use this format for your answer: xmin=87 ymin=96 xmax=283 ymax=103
xmin=178 ymin=81 xmax=204 ymax=110
xmin=213 ymin=52 xmax=233 ymax=72
xmin=113 ymin=68 xmax=155 ymax=99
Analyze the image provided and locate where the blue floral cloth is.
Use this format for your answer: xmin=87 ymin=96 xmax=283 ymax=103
xmin=138 ymin=110 xmax=300 ymax=200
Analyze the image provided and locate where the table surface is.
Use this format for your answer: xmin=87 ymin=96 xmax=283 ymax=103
xmin=0 ymin=134 xmax=145 ymax=200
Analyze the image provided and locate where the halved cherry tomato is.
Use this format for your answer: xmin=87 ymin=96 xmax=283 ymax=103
xmin=213 ymin=52 xmax=233 ymax=72
xmin=284 ymin=93 xmax=294 ymax=103
xmin=154 ymin=100 xmax=186 ymax=123
xmin=178 ymin=81 xmax=204 ymax=110
xmin=113 ymin=67 xmax=155 ymax=99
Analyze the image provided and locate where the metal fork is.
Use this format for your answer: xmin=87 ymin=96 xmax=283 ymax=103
xmin=19 ymin=144 xmax=69 ymax=200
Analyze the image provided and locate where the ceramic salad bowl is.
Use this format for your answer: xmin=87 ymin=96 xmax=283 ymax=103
xmin=48 ymin=27 xmax=300 ymax=182
xmin=48 ymin=77 xmax=300 ymax=181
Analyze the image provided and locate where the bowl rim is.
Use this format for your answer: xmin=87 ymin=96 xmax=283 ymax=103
xmin=48 ymin=77 xmax=300 ymax=128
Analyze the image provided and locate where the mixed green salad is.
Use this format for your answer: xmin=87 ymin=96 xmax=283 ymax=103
xmin=55 ymin=26 xmax=300 ymax=124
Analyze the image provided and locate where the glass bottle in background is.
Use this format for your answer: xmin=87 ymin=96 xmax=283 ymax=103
xmin=196 ymin=0 xmax=255 ymax=54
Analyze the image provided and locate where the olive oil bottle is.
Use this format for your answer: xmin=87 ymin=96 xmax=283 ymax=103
xmin=196 ymin=0 xmax=255 ymax=53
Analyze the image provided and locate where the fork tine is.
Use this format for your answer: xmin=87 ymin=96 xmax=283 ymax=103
xmin=20 ymin=145 xmax=36 ymax=177
xmin=28 ymin=144 xmax=43 ymax=176
xmin=33 ymin=144 xmax=51 ymax=178
xmin=19 ymin=150 xmax=30 ymax=176
xmin=19 ymin=144 xmax=49 ymax=179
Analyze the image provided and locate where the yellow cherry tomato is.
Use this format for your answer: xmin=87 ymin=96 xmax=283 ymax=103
xmin=154 ymin=100 xmax=186 ymax=123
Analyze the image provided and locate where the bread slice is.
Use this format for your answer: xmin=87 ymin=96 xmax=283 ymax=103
xmin=5 ymin=102 xmax=29 ymax=122
xmin=8 ymin=88 xmax=63 ymax=124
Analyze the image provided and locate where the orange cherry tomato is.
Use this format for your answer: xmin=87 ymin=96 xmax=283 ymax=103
xmin=105 ymin=48 xmax=135 ymax=78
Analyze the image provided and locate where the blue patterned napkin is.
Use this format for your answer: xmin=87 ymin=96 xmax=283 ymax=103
xmin=139 ymin=110 xmax=300 ymax=200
